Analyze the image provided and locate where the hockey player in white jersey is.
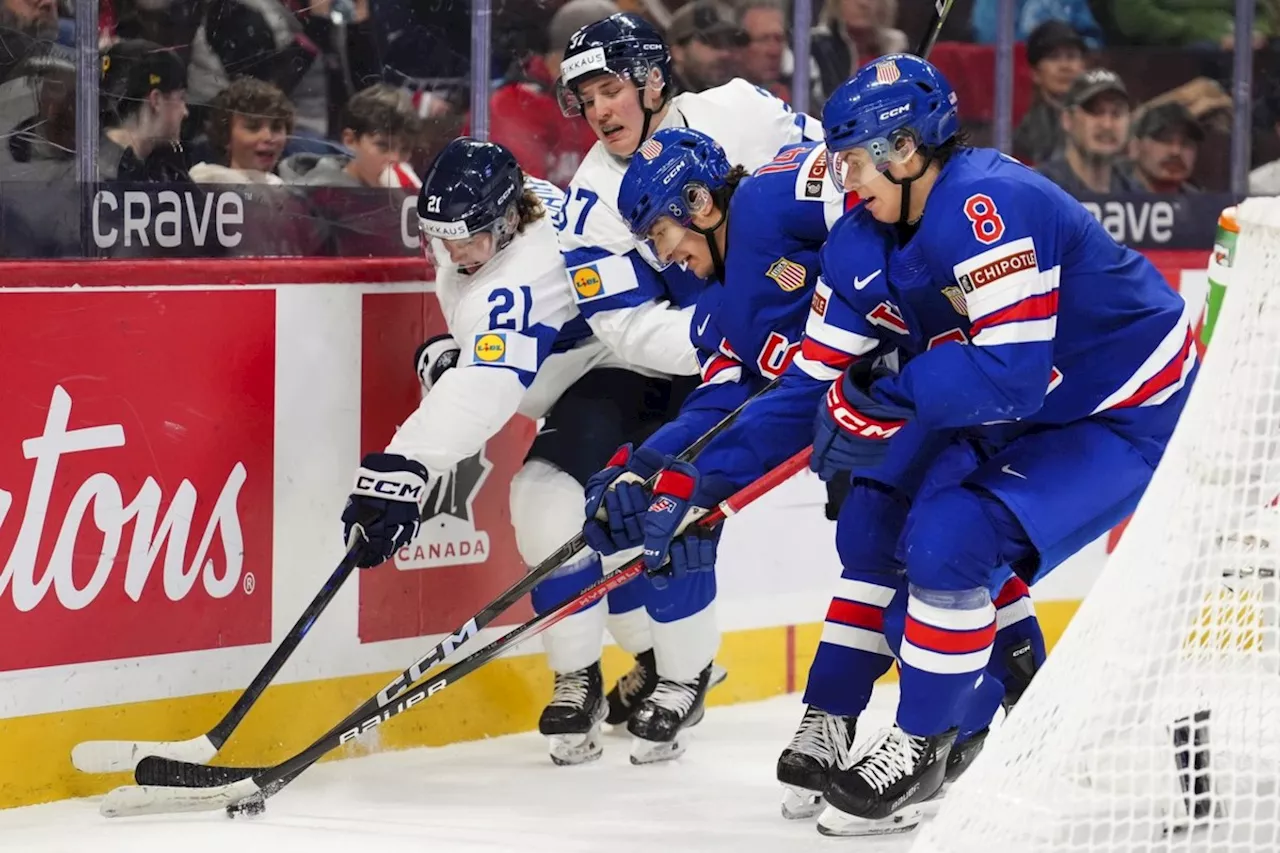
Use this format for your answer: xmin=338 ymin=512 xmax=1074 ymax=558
xmin=547 ymin=12 xmax=823 ymax=762
xmin=340 ymin=137 xmax=689 ymax=766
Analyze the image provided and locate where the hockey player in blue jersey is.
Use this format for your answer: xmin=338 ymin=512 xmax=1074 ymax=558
xmin=604 ymin=53 xmax=1198 ymax=836
xmin=536 ymin=12 xmax=823 ymax=764
xmin=591 ymin=123 xmax=1047 ymax=821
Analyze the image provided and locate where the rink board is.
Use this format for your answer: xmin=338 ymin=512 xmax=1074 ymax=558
xmin=0 ymin=253 xmax=1205 ymax=809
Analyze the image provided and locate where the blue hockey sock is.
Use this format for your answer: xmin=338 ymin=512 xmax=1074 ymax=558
xmin=803 ymin=572 xmax=899 ymax=716
xmin=897 ymin=585 xmax=995 ymax=737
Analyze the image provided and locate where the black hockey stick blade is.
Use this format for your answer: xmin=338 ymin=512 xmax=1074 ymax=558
xmin=131 ymin=373 xmax=782 ymax=789
xmin=76 ymin=543 xmax=362 ymax=775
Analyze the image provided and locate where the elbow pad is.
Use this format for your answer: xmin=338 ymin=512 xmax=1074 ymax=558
xmin=414 ymin=334 xmax=461 ymax=393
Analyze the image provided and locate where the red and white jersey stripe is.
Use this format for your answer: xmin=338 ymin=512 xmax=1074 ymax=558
xmin=957 ymin=237 xmax=1061 ymax=348
xmin=819 ymin=578 xmax=896 ymax=657
xmin=1092 ymin=303 xmax=1197 ymax=414
xmin=900 ymin=594 xmax=996 ymax=675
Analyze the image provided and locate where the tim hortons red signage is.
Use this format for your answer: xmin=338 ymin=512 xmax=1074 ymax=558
xmin=0 ymin=290 xmax=274 ymax=670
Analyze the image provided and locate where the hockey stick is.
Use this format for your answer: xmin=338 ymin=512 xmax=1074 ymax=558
xmin=915 ymin=0 xmax=955 ymax=58
xmin=71 ymin=543 xmax=363 ymax=774
xmin=128 ymin=373 xmax=781 ymax=788
xmin=101 ymin=446 xmax=812 ymax=817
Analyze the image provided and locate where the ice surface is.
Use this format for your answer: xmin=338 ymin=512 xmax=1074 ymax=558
xmin=0 ymin=687 xmax=923 ymax=853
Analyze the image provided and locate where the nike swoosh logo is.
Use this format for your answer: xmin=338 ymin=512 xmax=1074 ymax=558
xmin=854 ymin=269 xmax=883 ymax=290
xmin=696 ymin=314 xmax=710 ymax=336
xmin=1001 ymin=464 xmax=1027 ymax=480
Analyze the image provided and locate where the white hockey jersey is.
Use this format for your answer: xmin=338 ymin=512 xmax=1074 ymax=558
xmin=557 ymin=78 xmax=823 ymax=376
xmin=388 ymin=178 xmax=619 ymax=474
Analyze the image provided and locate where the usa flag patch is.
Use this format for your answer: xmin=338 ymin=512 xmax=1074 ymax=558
xmin=875 ymin=60 xmax=901 ymax=84
xmin=766 ymin=257 xmax=807 ymax=292
xmin=639 ymin=138 xmax=664 ymax=160
xmin=650 ymin=496 xmax=678 ymax=514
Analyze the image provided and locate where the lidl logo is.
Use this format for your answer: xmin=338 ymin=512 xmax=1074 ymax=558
xmin=573 ymin=266 xmax=603 ymax=299
xmin=474 ymin=333 xmax=507 ymax=363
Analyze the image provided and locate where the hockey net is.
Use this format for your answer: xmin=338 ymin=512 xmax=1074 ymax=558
xmin=912 ymin=197 xmax=1280 ymax=853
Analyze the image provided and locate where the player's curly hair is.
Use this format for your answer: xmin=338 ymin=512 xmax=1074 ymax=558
xmin=710 ymin=165 xmax=750 ymax=214
xmin=929 ymin=128 xmax=971 ymax=166
xmin=516 ymin=182 xmax=545 ymax=233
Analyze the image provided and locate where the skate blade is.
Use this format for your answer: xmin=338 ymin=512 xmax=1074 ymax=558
xmin=780 ymin=785 xmax=824 ymax=820
xmin=629 ymin=736 xmax=686 ymax=765
xmin=547 ymin=728 xmax=604 ymax=767
xmin=709 ymin=663 xmax=728 ymax=690
xmin=816 ymin=803 xmax=923 ymax=837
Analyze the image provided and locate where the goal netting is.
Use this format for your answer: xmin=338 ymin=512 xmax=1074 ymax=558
xmin=911 ymin=198 xmax=1280 ymax=853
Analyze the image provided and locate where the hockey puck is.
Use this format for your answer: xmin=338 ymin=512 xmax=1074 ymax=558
xmin=226 ymin=796 xmax=266 ymax=818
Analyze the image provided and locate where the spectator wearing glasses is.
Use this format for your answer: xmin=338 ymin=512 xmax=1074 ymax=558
xmin=667 ymin=0 xmax=748 ymax=94
xmin=1037 ymin=68 xmax=1138 ymax=196
xmin=736 ymin=0 xmax=790 ymax=102
xmin=1013 ymin=20 xmax=1087 ymax=165
xmin=1125 ymin=102 xmax=1203 ymax=194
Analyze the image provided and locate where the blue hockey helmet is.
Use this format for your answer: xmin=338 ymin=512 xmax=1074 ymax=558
xmin=556 ymin=12 xmax=672 ymax=118
xmin=418 ymin=137 xmax=524 ymax=271
xmin=618 ymin=127 xmax=732 ymax=272
xmin=821 ymin=54 xmax=959 ymax=177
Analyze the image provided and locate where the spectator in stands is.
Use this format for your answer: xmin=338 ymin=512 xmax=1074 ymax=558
xmin=1111 ymin=0 xmax=1272 ymax=48
xmin=99 ymin=39 xmax=191 ymax=182
xmin=479 ymin=0 xmax=608 ymax=187
xmin=1124 ymin=102 xmax=1203 ymax=194
xmin=667 ymin=0 xmax=748 ymax=94
xmin=1037 ymin=68 xmax=1138 ymax=195
xmin=1013 ymin=20 xmax=1087 ymax=164
xmin=0 ymin=0 xmax=60 ymax=85
xmin=281 ymin=83 xmax=420 ymax=188
xmin=810 ymin=0 xmax=908 ymax=103
xmin=190 ymin=77 xmax=294 ymax=185
xmin=970 ymin=0 xmax=1102 ymax=47
xmin=736 ymin=0 xmax=790 ymax=102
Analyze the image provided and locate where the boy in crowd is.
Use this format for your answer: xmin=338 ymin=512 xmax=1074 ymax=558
xmin=281 ymin=83 xmax=420 ymax=188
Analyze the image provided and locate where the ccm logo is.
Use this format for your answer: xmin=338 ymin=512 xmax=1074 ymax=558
xmin=826 ymin=384 xmax=904 ymax=439
xmin=357 ymin=476 xmax=423 ymax=499
xmin=879 ymin=104 xmax=910 ymax=121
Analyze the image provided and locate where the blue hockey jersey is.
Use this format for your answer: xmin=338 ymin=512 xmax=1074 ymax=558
xmin=638 ymin=142 xmax=848 ymax=474
xmin=690 ymin=146 xmax=1196 ymax=502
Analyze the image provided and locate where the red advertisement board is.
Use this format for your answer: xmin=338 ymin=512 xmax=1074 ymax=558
xmin=0 ymin=290 xmax=274 ymax=670
xmin=357 ymin=291 xmax=535 ymax=644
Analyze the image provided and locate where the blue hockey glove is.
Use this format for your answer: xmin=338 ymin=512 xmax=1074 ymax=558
xmin=641 ymin=459 xmax=721 ymax=590
xmin=583 ymin=443 xmax=665 ymax=555
xmin=342 ymin=452 xmax=431 ymax=568
xmin=810 ymin=360 xmax=912 ymax=481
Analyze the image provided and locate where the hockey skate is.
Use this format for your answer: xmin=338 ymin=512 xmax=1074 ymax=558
xmin=626 ymin=664 xmax=712 ymax=765
xmin=606 ymin=649 xmax=658 ymax=725
xmin=539 ymin=663 xmax=607 ymax=766
xmin=776 ymin=705 xmax=856 ymax=820
xmin=817 ymin=725 xmax=957 ymax=837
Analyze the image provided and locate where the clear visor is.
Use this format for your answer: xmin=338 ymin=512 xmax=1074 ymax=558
xmin=419 ymin=216 xmax=502 ymax=274
xmin=636 ymin=216 xmax=692 ymax=272
xmin=555 ymin=70 xmax=627 ymax=118
xmin=827 ymin=134 xmax=916 ymax=194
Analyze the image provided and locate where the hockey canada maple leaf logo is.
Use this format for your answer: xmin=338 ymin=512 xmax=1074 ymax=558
xmin=394 ymin=448 xmax=493 ymax=570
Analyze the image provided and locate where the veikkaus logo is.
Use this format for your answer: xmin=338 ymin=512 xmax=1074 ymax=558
xmin=0 ymin=386 xmax=248 ymax=612
xmin=394 ymin=448 xmax=493 ymax=569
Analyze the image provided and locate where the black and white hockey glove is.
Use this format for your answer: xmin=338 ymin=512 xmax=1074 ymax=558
xmin=414 ymin=334 xmax=461 ymax=393
xmin=342 ymin=452 xmax=431 ymax=568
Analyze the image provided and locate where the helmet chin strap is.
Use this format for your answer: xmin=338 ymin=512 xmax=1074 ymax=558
xmin=690 ymin=209 xmax=728 ymax=281
xmin=884 ymin=147 xmax=934 ymax=226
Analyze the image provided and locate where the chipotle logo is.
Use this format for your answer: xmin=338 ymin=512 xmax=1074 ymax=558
xmin=0 ymin=290 xmax=274 ymax=670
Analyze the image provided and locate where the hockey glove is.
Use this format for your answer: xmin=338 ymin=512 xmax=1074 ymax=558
xmin=342 ymin=452 xmax=431 ymax=568
xmin=641 ymin=458 xmax=721 ymax=590
xmin=811 ymin=360 xmax=912 ymax=481
xmin=414 ymin=334 xmax=461 ymax=394
xmin=582 ymin=443 xmax=663 ymax=555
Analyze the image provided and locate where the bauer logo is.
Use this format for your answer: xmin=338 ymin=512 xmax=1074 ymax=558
xmin=394 ymin=449 xmax=493 ymax=570
xmin=573 ymin=265 xmax=603 ymax=299
xmin=0 ymin=290 xmax=273 ymax=672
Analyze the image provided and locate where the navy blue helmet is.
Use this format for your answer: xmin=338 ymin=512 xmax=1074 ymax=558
xmin=619 ymin=127 xmax=730 ymax=241
xmin=556 ymin=12 xmax=672 ymax=117
xmin=418 ymin=137 xmax=523 ymax=247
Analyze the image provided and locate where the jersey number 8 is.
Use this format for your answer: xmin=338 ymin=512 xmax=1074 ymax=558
xmin=963 ymin=193 xmax=1005 ymax=245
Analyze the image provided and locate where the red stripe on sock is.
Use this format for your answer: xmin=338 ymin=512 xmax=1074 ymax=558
xmin=905 ymin=616 xmax=996 ymax=655
xmin=825 ymin=598 xmax=884 ymax=631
